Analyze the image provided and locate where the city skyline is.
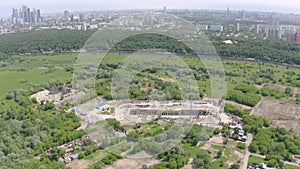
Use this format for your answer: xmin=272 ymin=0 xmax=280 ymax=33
xmin=1 ymin=0 xmax=300 ymax=18
xmin=11 ymin=5 xmax=42 ymax=24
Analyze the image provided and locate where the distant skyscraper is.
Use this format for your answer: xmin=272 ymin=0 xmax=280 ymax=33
xmin=22 ymin=5 xmax=27 ymax=22
xmin=30 ymin=9 xmax=37 ymax=23
xmin=236 ymin=23 xmax=240 ymax=32
xmin=19 ymin=9 xmax=22 ymax=18
xmin=286 ymin=32 xmax=300 ymax=43
xmin=226 ymin=6 xmax=231 ymax=19
xmin=30 ymin=11 xmax=34 ymax=23
xmin=255 ymin=24 xmax=260 ymax=34
xmin=163 ymin=6 xmax=166 ymax=13
xmin=12 ymin=8 xmax=18 ymax=17
xmin=79 ymin=14 xmax=84 ymax=22
xmin=70 ymin=14 xmax=74 ymax=22
xmin=266 ymin=28 xmax=282 ymax=40
xmin=27 ymin=8 xmax=31 ymax=22
xmin=37 ymin=9 xmax=41 ymax=23
xmin=64 ymin=10 xmax=70 ymax=21
xmin=12 ymin=5 xmax=42 ymax=25
xmin=239 ymin=10 xmax=246 ymax=20
xmin=11 ymin=8 xmax=19 ymax=24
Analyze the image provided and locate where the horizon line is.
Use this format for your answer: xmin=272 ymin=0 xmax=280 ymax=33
xmin=1 ymin=7 xmax=300 ymax=19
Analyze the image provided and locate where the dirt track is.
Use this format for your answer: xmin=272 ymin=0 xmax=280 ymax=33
xmin=241 ymin=134 xmax=253 ymax=169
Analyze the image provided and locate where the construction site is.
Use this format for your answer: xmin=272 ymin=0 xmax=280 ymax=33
xmin=128 ymin=100 xmax=222 ymax=118
xmin=29 ymin=85 xmax=226 ymax=127
xmin=71 ymin=96 xmax=226 ymax=129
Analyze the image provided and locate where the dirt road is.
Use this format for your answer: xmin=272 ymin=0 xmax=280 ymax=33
xmin=241 ymin=133 xmax=253 ymax=169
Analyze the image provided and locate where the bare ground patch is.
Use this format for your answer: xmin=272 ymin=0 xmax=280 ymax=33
xmin=67 ymin=159 xmax=90 ymax=169
xmin=252 ymin=98 xmax=300 ymax=131
xmin=261 ymin=83 xmax=287 ymax=92
xmin=107 ymin=152 xmax=161 ymax=169
xmin=201 ymin=135 xmax=243 ymax=166
xmin=155 ymin=76 xmax=176 ymax=83
xmin=225 ymin=100 xmax=252 ymax=110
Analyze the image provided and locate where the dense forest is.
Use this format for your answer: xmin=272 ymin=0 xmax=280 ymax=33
xmin=110 ymin=33 xmax=194 ymax=54
xmin=0 ymin=30 xmax=95 ymax=55
xmin=1 ymin=30 xmax=300 ymax=67
xmin=0 ymin=82 xmax=85 ymax=169
xmin=212 ymin=37 xmax=300 ymax=65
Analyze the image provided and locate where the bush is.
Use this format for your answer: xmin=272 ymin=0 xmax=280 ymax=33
xmin=226 ymin=90 xmax=261 ymax=107
xmin=230 ymin=164 xmax=240 ymax=169
xmin=261 ymin=87 xmax=290 ymax=100
xmin=78 ymin=152 xmax=85 ymax=159
xmin=217 ymin=150 xmax=223 ymax=158
xmin=237 ymin=142 xmax=246 ymax=150
xmin=6 ymin=92 xmax=15 ymax=100
xmin=224 ymin=103 xmax=246 ymax=117
xmin=234 ymin=84 xmax=259 ymax=94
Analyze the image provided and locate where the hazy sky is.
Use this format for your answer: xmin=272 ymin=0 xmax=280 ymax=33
xmin=1 ymin=0 xmax=300 ymax=17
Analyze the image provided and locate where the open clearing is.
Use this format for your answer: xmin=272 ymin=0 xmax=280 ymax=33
xmin=252 ymin=98 xmax=300 ymax=131
xmin=67 ymin=159 xmax=90 ymax=169
xmin=201 ymin=135 xmax=243 ymax=168
xmin=0 ymin=54 xmax=75 ymax=97
xmin=106 ymin=154 xmax=161 ymax=169
xmin=0 ymin=69 xmax=70 ymax=97
xmin=67 ymin=149 xmax=107 ymax=169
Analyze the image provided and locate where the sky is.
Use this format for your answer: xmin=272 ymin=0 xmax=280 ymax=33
xmin=1 ymin=0 xmax=300 ymax=17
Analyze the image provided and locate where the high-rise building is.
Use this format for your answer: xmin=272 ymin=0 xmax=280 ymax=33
xmin=286 ymin=32 xmax=300 ymax=43
xmin=12 ymin=8 xmax=18 ymax=17
xmin=30 ymin=9 xmax=36 ymax=23
xmin=37 ymin=9 xmax=41 ymax=23
xmin=236 ymin=23 xmax=240 ymax=32
xmin=70 ymin=14 xmax=74 ymax=22
xmin=22 ymin=5 xmax=28 ymax=22
xmin=64 ymin=10 xmax=70 ymax=21
xmin=19 ymin=9 xmax=22 ymax=18
xmin=239 ymin=10 xmax=246 ymax=20
xmin=11 ymin=8 xmax=19 ymax=24
xmin=12 ymin=5 xmax=42 ymax=25
xmin=79 ymin=14 xmax=84 ymax=22
xmin=266 ymin=28 xmax=282 ymax=40
xmin=210 ymin=25 xmax=224 ymax=32
xmin=26 ymin=8 xmax=31 ymax=22
xmin=255 ymin=24 xmax=260 ymax=34
xmin=226 ymin=6 xmax=231 ymax=19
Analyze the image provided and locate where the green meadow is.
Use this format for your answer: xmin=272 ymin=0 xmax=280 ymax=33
xmin=0 ymin=54 xmax=76 ymax=97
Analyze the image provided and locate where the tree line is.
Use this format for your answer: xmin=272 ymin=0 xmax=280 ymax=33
xmin=0 ymin=83 xmax=85 ymax=168
xmin=212 ymin=37 xmax=300 ymax=65
xmin=0 ymin=29 xmax=95 ymax=55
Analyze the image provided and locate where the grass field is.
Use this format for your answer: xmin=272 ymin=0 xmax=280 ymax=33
xmin=0 ymin=69 xmax=71 ymax=97
xmin=1 ymin=54 xmax=77 ymax=71
xmin=287 ymin=164 xmax=300 ymax=169
xmin=0 ymin=54 xmax=76 ymax=97
xmin=248 ymin=155 xmax=264 ymax=164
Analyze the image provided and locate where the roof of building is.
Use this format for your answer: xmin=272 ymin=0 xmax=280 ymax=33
xmin=72 ymin=106 xmax=80 ymax=111
xmin=230 ymin=124 xmax=243 ymax=130
xmin=80 ymin=109 xmax=89 ymax=115
xmin=97 ymin=102 xmax=108 ymax=108
xmin=238 ymin=130 xmax=245 ymax=136
xmin=223 ymin=40 xmax=233 ymax=44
